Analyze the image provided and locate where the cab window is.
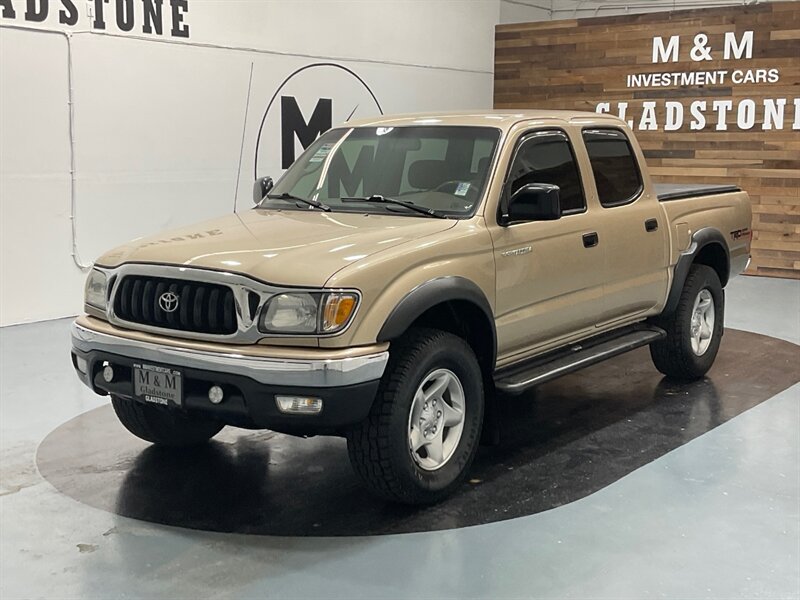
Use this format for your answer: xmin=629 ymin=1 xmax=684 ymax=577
xmin=506 ymin=130 xmax=586 ymax=214
xmin=582 ymin=129 xmax=643 ymax=207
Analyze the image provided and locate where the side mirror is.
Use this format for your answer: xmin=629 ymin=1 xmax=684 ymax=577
xmin=253 ymin=176 xmax=274 ymax=204
xmin=503 ymin=183 xmax=561 ymax=224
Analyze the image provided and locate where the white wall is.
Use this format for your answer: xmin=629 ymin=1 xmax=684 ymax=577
xmin=0 ymin=0 xmax=502 ymax=325
xmin=499 ymin=0 xmax=552 ymax=23
xmin=499 ymin=0 xmax=796 ymax=24
xmin=549 ymin=0 xmax=795 ymax=20
xmin=7 ymin=0 xmax=787 ymax=325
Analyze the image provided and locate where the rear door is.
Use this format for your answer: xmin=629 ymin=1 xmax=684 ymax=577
xmin=489 ymin=128 xmax=606 ymax=363
xmin=580 ymin=128 xmax=670 ymax=324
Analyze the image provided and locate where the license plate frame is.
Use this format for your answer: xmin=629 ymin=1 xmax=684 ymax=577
xmin=133 ymin=363 xmax=183 ymax=407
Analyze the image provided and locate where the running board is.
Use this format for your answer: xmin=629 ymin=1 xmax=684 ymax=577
xmin=494 ymin=326 xmax=666 ymax=394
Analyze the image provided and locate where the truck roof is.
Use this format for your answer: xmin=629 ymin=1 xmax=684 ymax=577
xmin=344 ymin=109 xmax=625 ymax=131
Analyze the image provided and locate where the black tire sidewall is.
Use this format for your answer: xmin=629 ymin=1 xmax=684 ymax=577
xmin=386 ymin=334 xmax=484 ymax=496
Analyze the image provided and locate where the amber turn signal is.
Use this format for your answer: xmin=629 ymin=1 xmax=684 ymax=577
xmin=321 ymin=293 xmax=358 ymax=333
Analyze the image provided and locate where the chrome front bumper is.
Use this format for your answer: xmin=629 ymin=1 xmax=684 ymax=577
xmin=71 ymin=321 xmax=389 ymax=388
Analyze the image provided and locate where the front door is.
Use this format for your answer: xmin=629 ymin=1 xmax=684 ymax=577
xmin=489 ymin=129 xmax=606 ymax=364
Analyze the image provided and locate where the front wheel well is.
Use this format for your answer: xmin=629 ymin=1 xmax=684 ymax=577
xmin=403 ymin=300 xmax=496 ymax=379
xmin=388 ymin=300 xmax=500 ymax=446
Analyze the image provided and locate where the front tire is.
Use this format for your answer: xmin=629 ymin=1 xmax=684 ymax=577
xmin=111 ymin=395 xmax=224 ymax=447
xmin=650 ymin=264 xmax=724 ymax=380
xmin=346 ymin=328 xmax=484 ymax=504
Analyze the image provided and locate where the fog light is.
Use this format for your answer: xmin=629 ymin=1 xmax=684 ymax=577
xmin=102 ymin=364 xmax=114 ymax=383
xmin=75 ymin=356 xmax=88 ymax=374
xmin=275 ymin=395 xmax=323 ymax=415
xmin=208 ymin=385 xmax=224 ymax=404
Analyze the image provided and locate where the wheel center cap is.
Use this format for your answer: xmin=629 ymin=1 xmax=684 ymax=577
xmin=419 ymin=401 xmax=442 ymax=437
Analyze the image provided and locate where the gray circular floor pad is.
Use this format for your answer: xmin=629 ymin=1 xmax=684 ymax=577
xmin=37 ymin=329 xmax=799 ymax=536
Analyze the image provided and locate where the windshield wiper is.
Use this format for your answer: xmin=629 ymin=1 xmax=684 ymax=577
xmin=265 ymin=193 xmax=331 ymax=212
xmin=340 ymin=195 xmax=447 ymax=219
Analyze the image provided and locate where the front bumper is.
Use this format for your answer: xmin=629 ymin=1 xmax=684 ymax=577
xmin=71 ymin=320 xmax=388 ymax=434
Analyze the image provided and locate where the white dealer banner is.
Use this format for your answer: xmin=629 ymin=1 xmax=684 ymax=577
xmin=596 ymin=31 xmax=800 ymax=132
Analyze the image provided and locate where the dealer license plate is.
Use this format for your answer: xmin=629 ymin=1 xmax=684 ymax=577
xmin=133 ymin=363 xmax=183 ymax=407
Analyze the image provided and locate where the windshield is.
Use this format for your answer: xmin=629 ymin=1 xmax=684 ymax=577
xmin=264 ymin=126 xmax=501 ymax=218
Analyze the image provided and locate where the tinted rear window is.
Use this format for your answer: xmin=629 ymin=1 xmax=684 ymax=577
xmin=582 ymin=129 xmax=642 ymax=207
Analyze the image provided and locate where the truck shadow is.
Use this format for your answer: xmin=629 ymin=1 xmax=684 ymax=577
xmin=37 ymin=329 xmax=799 ymax=536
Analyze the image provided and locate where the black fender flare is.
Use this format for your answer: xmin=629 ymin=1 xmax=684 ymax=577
xmin=377 ymin=276 xmax=497 ymax=367
xmin=664 ymin=227 xmax=730 ymax=315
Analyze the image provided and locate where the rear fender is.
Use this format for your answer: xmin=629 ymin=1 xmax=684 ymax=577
xmin=664 ymin=227 xmax=729 ymax=315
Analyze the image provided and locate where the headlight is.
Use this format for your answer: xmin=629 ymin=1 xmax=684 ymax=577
xmin=259 ymin=291 xmax=358 ymax=335
xmin=84 ymin=269 xmax=108 ymax=310
xmin=260 ymin=293 xmax=318 ymax=333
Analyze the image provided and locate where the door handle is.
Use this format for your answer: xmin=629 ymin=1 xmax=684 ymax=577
xmin=582 ymin=232 xmax=599 ymax=248
xmin=645 ymin=218 xmax=659 ymax=232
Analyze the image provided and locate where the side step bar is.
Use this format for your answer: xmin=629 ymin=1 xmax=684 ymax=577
xmin=494 ymin=325 xmax=666 ymax=394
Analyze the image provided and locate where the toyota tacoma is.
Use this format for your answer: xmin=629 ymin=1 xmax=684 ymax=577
xmin=71 ymin=110 xmax=752 ymax=504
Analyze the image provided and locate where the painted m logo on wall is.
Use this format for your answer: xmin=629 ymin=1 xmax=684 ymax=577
xmin=280 ymin=96 xmax=332 ymax=168
xmin=253 ymin=63 xmax=382 ymax=181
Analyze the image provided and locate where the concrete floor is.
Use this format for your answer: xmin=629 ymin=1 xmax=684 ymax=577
xmin=1 ymin=275 xmax=799 ymax=599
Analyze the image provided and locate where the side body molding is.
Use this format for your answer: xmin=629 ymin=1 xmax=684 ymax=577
xmin=377 ymin=276 xmax=497 ymax=364
xmin=664 ymin=227 xmax=730 ymax=315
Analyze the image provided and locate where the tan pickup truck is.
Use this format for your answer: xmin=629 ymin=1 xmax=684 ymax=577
xmin=71 ymin=110 xmax=751 ymax=504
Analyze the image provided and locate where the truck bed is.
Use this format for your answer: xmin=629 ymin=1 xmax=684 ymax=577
xmin=655 ymin=183 xmax=741 ymax=202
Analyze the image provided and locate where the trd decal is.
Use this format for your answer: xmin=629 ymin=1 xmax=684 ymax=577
xmin=730 ymin=227 xmax=751 ymax=241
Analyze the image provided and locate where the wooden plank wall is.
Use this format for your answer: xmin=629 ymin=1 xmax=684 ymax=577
xmin=495 ymin=2 xmax=799 ymax=279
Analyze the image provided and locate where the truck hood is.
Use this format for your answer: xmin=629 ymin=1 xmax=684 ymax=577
xmin=96 ymin=209 xmax=457 ymax=287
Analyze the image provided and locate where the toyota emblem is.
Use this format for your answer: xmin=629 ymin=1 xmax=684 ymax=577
xmin=159 ymin=291 xmax=180 ymax=313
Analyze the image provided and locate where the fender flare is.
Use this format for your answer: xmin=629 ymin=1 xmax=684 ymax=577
xmin=377 ymin=276 xmax=497 ymax=366
xmin=664 ymin=227 xmax=730 ymax=315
